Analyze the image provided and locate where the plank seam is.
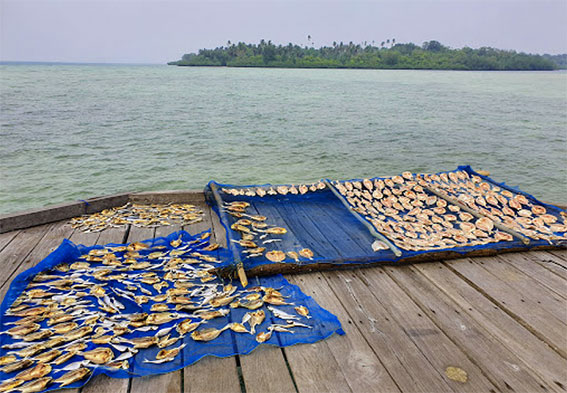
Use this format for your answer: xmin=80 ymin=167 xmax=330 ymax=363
xmin=355 ymin=268 xmax=478 ymax=391
xmin=380 ymin=266 xmax=529 ymax=392
xmin=233 ymin=355 xmax=247 ymax=393
xmin=443 ymin=261 xmax=567 ymax=360
xmin=494 ymin=254 xmax=567 ymax=301
xmin=0 ymin=230 xmax=20 ymax=253
xmin=411 ymin=264 xmax=566 ymax=393
xmin=278 ymin=348 xmax=299 ymax=393
xmin=461 ymin=257 xmax=567 ymax=329
xmin=319 ymin=272 xmax=405 ymax=393
xmin=533 ymin=254 xmax=567 ymax=275
xmin=0 ymin=223 xmax=57 ymax=291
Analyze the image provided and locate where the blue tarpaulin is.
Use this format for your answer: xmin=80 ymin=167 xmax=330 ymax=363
xmin=205 ymin=166 xmax=566 ymax=273
xmin=0 ymin=230 xmax=343 ymax=392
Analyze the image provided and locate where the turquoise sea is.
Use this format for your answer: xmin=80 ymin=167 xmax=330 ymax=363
xmin=1 ymin=64 xmax=566 ymax=214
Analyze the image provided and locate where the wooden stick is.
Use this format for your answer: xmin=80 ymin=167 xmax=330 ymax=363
xmin=209 ymin=183 xmax=248 ymax=288
xmin=424 ymin=185 xmax=531 ymax=245
xmin=324 ymin=180 xmax=403 ymax=257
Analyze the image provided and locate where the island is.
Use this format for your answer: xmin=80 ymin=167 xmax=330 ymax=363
xmin=168 ymin=40 xmax=560 ymax=71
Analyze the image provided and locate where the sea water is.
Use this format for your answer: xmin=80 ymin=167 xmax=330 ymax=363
xmin=1 ymin=64 xmax=566 ymax=213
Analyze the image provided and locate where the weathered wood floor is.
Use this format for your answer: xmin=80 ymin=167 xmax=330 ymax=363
xmin=0 ymin=196 xmax=566 ymax=393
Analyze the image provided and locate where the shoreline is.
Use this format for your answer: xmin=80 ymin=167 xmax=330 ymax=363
xmin=168 ymin=63 xmax=561 ymax=71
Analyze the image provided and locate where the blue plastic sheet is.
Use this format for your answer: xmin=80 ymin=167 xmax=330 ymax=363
xmin=205 ymin=181 xmax=398 ymax=271
xmin=429 ymin=165 xmax=567 ymax=242
xmin=0 ymin=230 xmax=343 ymax=392
xmin=205 ymin=167 xmax=566 ymax=273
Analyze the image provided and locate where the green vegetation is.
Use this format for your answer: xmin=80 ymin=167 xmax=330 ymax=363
xmin=168 ymin=40 xmax=559 ymax=70
xmin=542 ymin=54 xmax=567 ymax=69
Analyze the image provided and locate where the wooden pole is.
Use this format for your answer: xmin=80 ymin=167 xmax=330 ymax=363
xmin=324 ymin=180 xmax=403 ymax=257
xmin=424 ymin=185 xmax=531 ymax=245
xmin=209 ymin=183 xmax=248 ymax=288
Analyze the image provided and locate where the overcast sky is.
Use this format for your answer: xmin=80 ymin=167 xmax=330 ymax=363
xmin=1 ymin=0 xmax=566 ymax=64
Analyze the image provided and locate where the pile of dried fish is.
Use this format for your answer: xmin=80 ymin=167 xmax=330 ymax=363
xmin=222 ymin=201 xmax=315 ymax=263
xmin=334 ymin=172 xmax=520 ymax=252
xmin=221 ymin=181 xmax=326 ymax=197
xmin=0 ymin=231 xmax=323 ymax=393
xmin=422 ymin=170 xmax=567 ymax=243
xmin=69 ymin=203 xmax=203 ymax=232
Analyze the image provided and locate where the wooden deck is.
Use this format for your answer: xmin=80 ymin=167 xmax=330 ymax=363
xmin=0 ymin=194 xmax=566 ymax=393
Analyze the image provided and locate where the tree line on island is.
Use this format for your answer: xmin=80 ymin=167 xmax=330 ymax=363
xmin=168 ymin=39 xmax=562 ymax=70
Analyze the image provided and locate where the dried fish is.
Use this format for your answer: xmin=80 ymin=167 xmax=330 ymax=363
xmin=55 ymin=367 xmax=91 ymax=387
xmin=294 ymin=306 xmax=311 ymax=319
xmin=15 ymin=363 xmax=52 ymax=381
xmin=1 ymin=359 xmax=34 ymax=373
xmin=53 ymin=351 xmax=78 ymax=365
xmin=298 ymin=248 xmax=314 ymax=260
xmin=156 ymin=343 xmax=186 ymax=360
xmin=0 ymin=379 xmax=24 ymax=392
xmin=246 ymin=310 xmax=265 ymax=334
xmin=190 ymin=327 xmax=228 ymax=342
xmin=18 ymin=377 xmax=52 ymax=393
xmin=34 ymin=349 xmax=61 ymax=363
xmin=0 ymin=354 xmax=17 ymax=366
xmin=128 ymin=336 xmax=159 ymax=349
xmin=83 ymin=347 xmax=114 ymax=364
xmin=176 ymin=319 xmax=202 ymax=335
xmin=267 ymin=305 xmax=301 ymax=320
xmin=146 ymin=313 xmax=178 ymax=325
xmin=256 ymin=331 xmax=272 ymax=343
xmin=265 ymin=250 xmax=286 ymax=263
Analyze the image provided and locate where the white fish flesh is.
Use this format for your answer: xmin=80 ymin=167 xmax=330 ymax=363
xmin=267 ymin=306 xmax=300 ymax=321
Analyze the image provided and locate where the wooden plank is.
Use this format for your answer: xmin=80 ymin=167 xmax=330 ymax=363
xmin=383 ymin=265 xmax=559 ymax=393
xmin=548 ymin=250 xmax=567 ymax=263
xmin=323 ymin=270 xmax=454 ymax=392
xmin=533 ymin=250 xmax=567 ymax=269
xmin=81 ymin=225 xmax=131 ymax=393
xmin=184 ymin=356 xmax=241 ymax=393
xmin=354 ymin=268 xmax=497 ymax=392
xmin=0 ymin=192 xmax=129 ymax=234
xmin=235 ymin=272 xmax=297 ymax=393
xmin=208 ymin=204 xmax=225 ymax=246
xmin=527 ymin=251 xmax=567 ymax=280
xmin=0 ymin=230 xmax=19 ymax=252
xmin=182 ymin=207 xmax=241 ymax=393
xmin=471 ymin=256 xmax=567 ymax=323
xmin=446 ymin=257 xmax=567 ymax=358
xmin=183 ymin=208 xmax=240 ymax=393
xmin=0 ymin=223 xmax=51 ymax=289
xmin=207 ymin=209 xmax=296 ymax=393
xmin=414 ymin=262 xmax=567 ymax=389
xmin=287 ymin=272 xmax=401 ymax=393
xmin=129 ymin=190 xmax=204 ymax=205
xmin=239 ymin=345 xmax=298 ymax=393
xmin=97 ymin=226 xmax=129 ymax=246
xmin=498 ymin=253 xmax=567 ymax=300
xmin=0 ymin=221 xmax=74 ymax=299
xmin=130 ymin=372 xmax=180 ymax=393
xmin=126 ymin=225 xmax=182 ymax=393
xmin=184 ymin=202 xmax=213 ymax=237
xmin=68 ymin=227 xmax=101 ymax=247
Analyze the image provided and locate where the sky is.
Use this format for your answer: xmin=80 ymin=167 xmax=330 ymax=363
xmin=1 ymin=0 xmax=566 ymax=64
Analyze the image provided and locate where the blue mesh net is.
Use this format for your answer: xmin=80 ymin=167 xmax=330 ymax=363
xmin=205 ymin=167 xmax=566 ymax=273
xmin=204 ymin=181 xmax=398 ymax=270
xmin=0 ymin=230 xmax=343 ymax=392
